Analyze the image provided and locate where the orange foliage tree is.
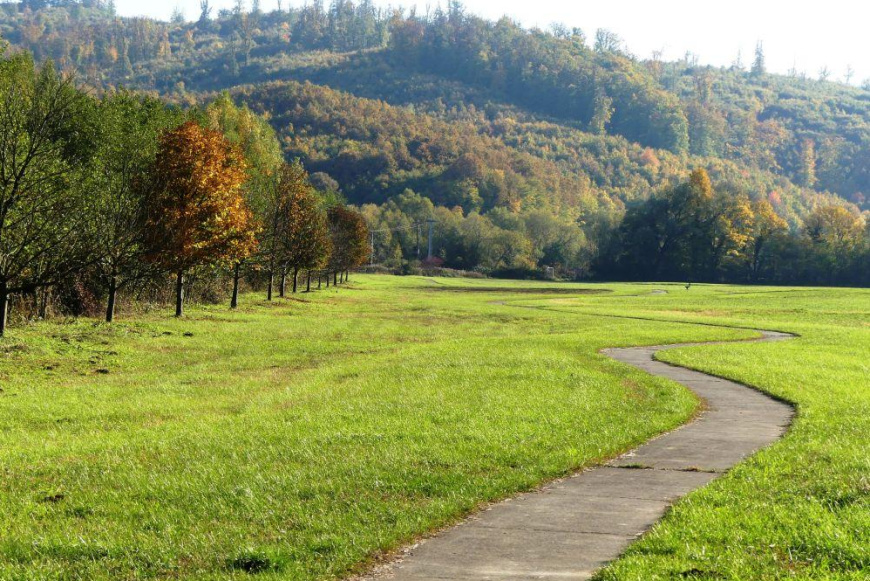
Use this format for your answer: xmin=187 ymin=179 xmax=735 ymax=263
xmin=144 ymin=121 xmax=258 ymax=317
xmin=327 ymin=205 xmax=370 ymax=285
xmin=744 ymin=199 xmax=788 ymax=281
xmin=278 ymin=162 xmax=332 ymax=293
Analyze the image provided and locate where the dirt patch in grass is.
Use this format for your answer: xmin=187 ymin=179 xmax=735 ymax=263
xmin=621 ymin=378 xmax=651 ymax=402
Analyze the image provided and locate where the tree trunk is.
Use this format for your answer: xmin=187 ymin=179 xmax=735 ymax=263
xmin=345 ymin=270 xmax=350 ymax=282
xmin=326 ymin=272 xmax=330 ymax=288
xmin=106 ymin=275 xmax=117 ymax=323
xmin=306 ymin=271 xmax=311 ymax=292
xmin=334 ymin=271 xmax=338 ymax=286
xmin=292 ymin=268 xmax=298 ymax=293
xmin=175 ymin=271 xmax=185 ymax=318
xmin=318 ymin=273 xmax=322 ymax=289
xmin=279 ymin=267 xmax=286 ymax=298
xmin=38 ymin=287 xmax=49 ymax=320
xmin=230 ymin=263 xmax=241 ymax=309
xmin=751 ymin=239 xmax=764 ymax=283
xmin=267 ymin=271 xmax=274 ymax=301
xmin=0 ymin=280 xmax=8 ymax=338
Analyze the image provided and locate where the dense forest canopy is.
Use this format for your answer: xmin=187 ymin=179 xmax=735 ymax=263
xmin=0 ymin=0 xmax=867 ymax=286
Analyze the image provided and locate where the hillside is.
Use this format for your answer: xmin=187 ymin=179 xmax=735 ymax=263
xmin=3 ymin=3 xmax=866 ymax=200
xmin=0 ymin=0 xmax=867 ymax=283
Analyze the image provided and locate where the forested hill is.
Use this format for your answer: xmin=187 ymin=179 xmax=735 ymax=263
xmin=1 ymin=0 xmax=868 ymax=284
xmin=2 ymin=1 xmax=868 ymax=206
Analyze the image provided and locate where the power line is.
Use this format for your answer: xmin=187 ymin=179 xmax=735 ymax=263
xmin=369 ymin=224 xmax=421 ymax=234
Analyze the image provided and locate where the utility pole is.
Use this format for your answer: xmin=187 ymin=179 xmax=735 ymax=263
xmin=415 ymin=222 xmax=421 ymax=259
xmin=370 ymin=230 xmax=375 ymax=267
xmin=426 ymin=219 xmax=436 ymax=260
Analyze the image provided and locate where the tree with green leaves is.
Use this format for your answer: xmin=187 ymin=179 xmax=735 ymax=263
xmin=594 ymin=29 xmax=622 ymax=54
xmin=614 ymin=169 xmax=716 ymax=280
xmin=589 ymin=89 xmax=614 ymax=136
xmin=89 ymin=91 xmax=182 ymax=322
xmin=198 ymin=0 xmax=212 ymax=26
xmin=327 ymin=204 xmax=369 ymax=284
xmin=205 ymin=93 xmax=283 ymax=307
xmin=751 ymin=41 xmax=766 ymax=76
xmin=0 ymin=54 xmax=93 ymax=336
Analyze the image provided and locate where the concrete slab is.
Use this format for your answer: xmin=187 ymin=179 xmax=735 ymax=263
xmin=469 ymin=493 xmax=668 ymax=535
xmin=550 ymin=467 xmax=717 ymax=502
xmin=388 ymin=527 xmax=632 ymax=580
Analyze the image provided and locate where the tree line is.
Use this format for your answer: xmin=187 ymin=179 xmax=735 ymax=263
xmin=594 ymin=169 xmax=868 ymax=285
xmin=0 ymin=52 xmax=369 ymax=336
xmin=360 ymin=175 xmax=868 ymax=287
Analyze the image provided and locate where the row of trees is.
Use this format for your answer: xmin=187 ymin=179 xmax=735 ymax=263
xmin=594 ymin=170 xmax=868 ymax=285
xmin=0 ymin=52 xmax=369 ymax=336
xmin=360 ymin=190 xmax=591 ymax=276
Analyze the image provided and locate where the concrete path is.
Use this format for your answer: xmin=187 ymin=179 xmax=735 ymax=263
xmin=363 ymin=330 xmax=794 ymax=580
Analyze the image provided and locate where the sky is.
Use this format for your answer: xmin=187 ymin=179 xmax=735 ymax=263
xmin=114 ymin=0 xmax=870 ymax=84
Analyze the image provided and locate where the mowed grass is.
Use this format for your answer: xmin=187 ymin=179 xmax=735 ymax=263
xmin=0 ymin=276 xmax=866 ymax=580
xmin=573 ymin=287 xmax=870 ymax=581
xmin=511 ymin=283 xmax=869 ymax=580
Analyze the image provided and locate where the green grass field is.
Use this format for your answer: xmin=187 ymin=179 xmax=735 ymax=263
xmin=0 ymin=276 xmax=867 ymax=580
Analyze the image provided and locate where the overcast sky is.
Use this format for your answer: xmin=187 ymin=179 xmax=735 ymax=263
xmin=114 ymin=0 xmax=870 ymax=84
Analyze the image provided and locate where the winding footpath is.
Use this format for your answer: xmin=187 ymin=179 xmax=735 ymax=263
xmin=365 ymin=329 xmax=795 ymax=580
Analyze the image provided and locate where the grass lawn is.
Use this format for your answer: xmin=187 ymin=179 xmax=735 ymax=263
xmin=0 ymin=276 xmax=866 ymax=580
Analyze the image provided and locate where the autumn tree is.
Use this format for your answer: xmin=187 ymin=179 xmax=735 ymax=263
xmin=743 ymin=199 xmax=788 ymax=282
xmin=327 ymin=204 xmax=369 ymax=284
xmin=700 ymin=191 xmax=754 ymax=279
xmin=802 ymin=205 xmax=865 ymax=283
xmin=804 ymin=206 xmax=864 ymax=250
xmin=799 ymin=138 xmax=817 ymax=188
xmin=144 ymin=121 xmax=258 ymax=317
xmin=0 ymin=55 xmax=93 ymax=336
xmin=278 ymin=162 xmax=332 ymax=292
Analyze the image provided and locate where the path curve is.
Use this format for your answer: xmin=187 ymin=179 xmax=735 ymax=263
xmin=362 ymin=330 xmax=795 ymax=580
